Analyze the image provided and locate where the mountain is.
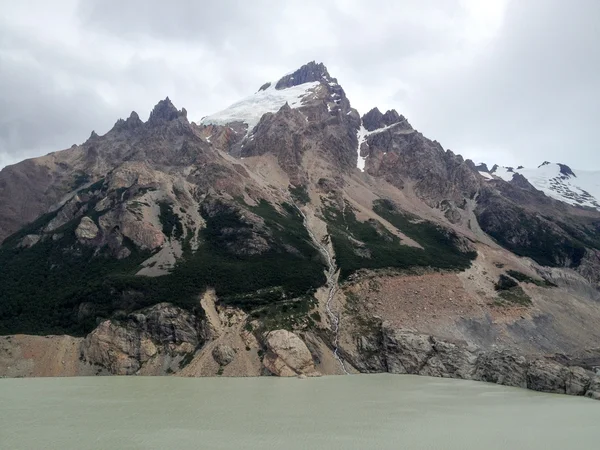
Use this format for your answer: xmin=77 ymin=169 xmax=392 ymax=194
xmin=477 ymin=162 xmax=600 ymax=210
xmin=1 ymin=62 xmax=600 ymax=398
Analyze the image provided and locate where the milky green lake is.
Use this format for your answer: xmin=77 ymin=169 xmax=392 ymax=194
xmin=1 ymin=374 xmax=598 ymax=449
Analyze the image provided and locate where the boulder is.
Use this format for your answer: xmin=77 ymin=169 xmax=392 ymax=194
xmin=75 ymin=217 xmax=99 ymax=241
xmin=263 ymin=330 xmax=318 ymax=376
xmin=18 ymin=234 xmax=41 ymax=248
xmin=212 ymin=344 xmax=235 ymax=366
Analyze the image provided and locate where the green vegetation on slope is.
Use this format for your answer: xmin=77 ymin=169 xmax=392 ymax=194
xmin=494 ymin=274 xmax=532 ymax=306
xmin=474 ymin=191 xmax=597 ymax=268
xmin=289 ymin=185 xmax=310 ymax=205
xmin=0 ymin=198 xmax=326 ymax=336
xmin=158 ymin=202 xmax=184 ymax=239
xmin=322 ymin=198 xmax=476 ymax=279
xmin=505 ymin=270 xmax=557 ymax=288
xmin=0 ymin=215 xmax=150 ymax=335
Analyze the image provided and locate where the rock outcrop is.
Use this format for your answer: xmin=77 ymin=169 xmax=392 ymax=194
xmin=75 ymin=217 xmax=99 ymax=241
xmin=359 ymin=324 xmax=600 ymax=398
xmin=82 ymin=303 xmax=203 ymax=375
xmin=362 ymin=108 xmax=411 ymax=132
xmin=263 ymin=330 xmax=320 ymax=377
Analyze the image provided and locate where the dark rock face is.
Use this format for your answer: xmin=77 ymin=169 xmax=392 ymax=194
xmin=475 ymin=163 xmax=490 ymax=173
xmin=111 ymin=111 xmax=143 ymax=133
xmin=474 ymin=186 xmax=587 ymax=268
xmin=558 ymin=163 xmax=576 ymax=178
xmin=351 ymin=324 xmax=600 ymax=399
xmin=199 ymin=197 xmax=272 ymax=256
xmin=510 ymin=173 xmax=539 ymax=191
xmin=241 ymin=90 xmax=359 ymax=179
xmin=147 ymin=97 xmax=185 ymax=124
xmin=275 ymin=61 xmax=331 ymax=89
xmin=240 ymin=103 xmax=309 ymax=184
xmin=258 ymin=82 xmax=272 ymax=92
xmin=362 ymin=108 xmax=411 ymax=132
xmin=364 ymin=128 xmax=480 ymax=206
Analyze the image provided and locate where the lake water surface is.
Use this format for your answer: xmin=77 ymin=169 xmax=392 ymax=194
xmin=1 ymin=374 xmax=598 ymax=449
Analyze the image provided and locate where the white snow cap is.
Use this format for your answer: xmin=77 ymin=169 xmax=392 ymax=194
xmin=200 ymin=81 xmax=320 ymax=132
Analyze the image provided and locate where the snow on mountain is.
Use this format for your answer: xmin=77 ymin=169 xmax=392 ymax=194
xmin=481 ymin=162 xmax=600 ymax=209
xmin=356 ymin=125 xmax=368 ymax=171
xmin=200 ymin=81 xmax=320 ymax=132
xmin=355 ymin=121 xmax=414 ymax=171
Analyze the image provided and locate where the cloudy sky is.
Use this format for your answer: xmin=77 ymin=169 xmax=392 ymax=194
xmin=1 ymin=0 xmax=598 ymax=170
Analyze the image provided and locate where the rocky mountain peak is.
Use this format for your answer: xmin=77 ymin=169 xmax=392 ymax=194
xmin=147 ymin=97 xmax=186 ymax=125
xmin=275 ymin=61 xmax=334 ymax=90
xmin=362 ymin=107 xmax=411 ymax=132
xmin=111 ymin=111 xmax=144 ymax=133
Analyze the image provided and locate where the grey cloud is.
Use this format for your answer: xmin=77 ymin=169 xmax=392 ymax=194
xmin=1 ymin=0 xmax=599 ymax=170
xmin=406 ymin=0 xmax=600 ymax=168
xmin=0 ymin=47 xmax=116 ymax=164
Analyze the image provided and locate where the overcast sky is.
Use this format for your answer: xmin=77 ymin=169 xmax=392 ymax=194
xmin=1 ymin=0 xmax=599 ymax=170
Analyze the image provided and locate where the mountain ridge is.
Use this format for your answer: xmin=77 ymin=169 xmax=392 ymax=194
xmin=1 ymin=61 xmax=600 ymax=398
xmin=477 ymin=162 xmax=600 ymax=210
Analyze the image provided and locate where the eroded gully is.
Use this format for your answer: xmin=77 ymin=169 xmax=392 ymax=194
xmin=294 ymin=203 xmax=349 ymax=374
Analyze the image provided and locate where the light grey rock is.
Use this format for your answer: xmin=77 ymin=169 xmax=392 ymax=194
xmin=585 ymin=375 xmax=600 ymax=400
xmin=382 ymin=327 xmax=433 ymax=374
xmin=263 ymin=329 xmax=319 ymax=377
xmin=566 ymin=366 xmax=591 ymax=396
xmin=212 ymin=344 xmax=235 ymax=366
xmin=420 ymin=338 xmax=477 ymax=379
xmin=18 ymin=234 xmax=41 ymax=248
xmin=364 ymin=325 xmax=598 ymax=400
xmin=82 ymin=303 xmax=202 ymax=375
xmin=526 ymin=359 xmax=569 ymax=394
xmin=473 ymin=350 xmax=528 ymax=388
xmin=75 ymin=217 xmax=99 ymax=241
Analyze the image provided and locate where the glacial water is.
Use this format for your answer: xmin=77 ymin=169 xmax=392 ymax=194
xmin=1 ymin=374 xmax=599 ymax=449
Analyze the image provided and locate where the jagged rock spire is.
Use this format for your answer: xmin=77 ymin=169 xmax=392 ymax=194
xmin=147 ymin=97 xmax=186 ymax=124
xmin=111 ymin=111 xmax=143 ymax=132
xmin=362 ymin=107 xmax=412 ymax=132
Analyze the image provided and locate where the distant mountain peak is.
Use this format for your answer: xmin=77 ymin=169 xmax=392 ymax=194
xmin=148 ymin=97 xmax=186 ymax=124
xmin=274 ymin=61 xmax=333 ymax=90
xmin=478 ymin=162 xmax=599 ymax=209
